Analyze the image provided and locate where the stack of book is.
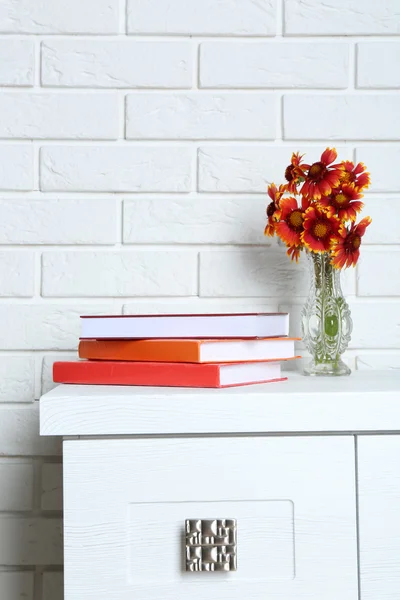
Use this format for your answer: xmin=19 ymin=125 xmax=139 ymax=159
xmin=53 ymin=312 xmax=300 ymax=388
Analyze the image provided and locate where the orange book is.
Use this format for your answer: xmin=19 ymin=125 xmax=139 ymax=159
xmin=53 ymin=360 xmax=286 ymax=388
xmin=79 ymin=338 xmax=300 ymax=364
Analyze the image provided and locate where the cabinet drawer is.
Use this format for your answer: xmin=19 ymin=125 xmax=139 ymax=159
xmin=64 ymin=436 xmax=357 ymax=600
xmin=358 ymin=435 xmax=400 ymax=600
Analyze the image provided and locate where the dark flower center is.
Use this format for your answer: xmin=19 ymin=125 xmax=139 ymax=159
xmin=334 ymin=193 xmax=348 ymax=206
xmin=288 ymin=209 xmax=303 ymax=230
xmin=344 ymin=233 xmax=361 ymax=252
xmin=308 ymin=162 xmax=327 ymax=182
xmin=341 ymin=171 xmax=356 ymax=184
xmin=313 ymin=219 xmax=330 ymax=239
xmin=266 ymin=202 xmax=276 ymax=218
xmin=285 ymin=165 xmax=295 ymax=182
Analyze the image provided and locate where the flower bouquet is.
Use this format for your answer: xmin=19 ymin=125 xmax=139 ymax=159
xmin=265 ymin=148 xmax=371 ymax=376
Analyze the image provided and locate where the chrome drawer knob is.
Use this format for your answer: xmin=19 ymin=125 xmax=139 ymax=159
xmin=185 ymin=519 xmax=237 ymax=572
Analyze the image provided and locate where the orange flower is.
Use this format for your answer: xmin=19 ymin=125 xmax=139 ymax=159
xmin=300 ymin=148 xmax=342 ymax=200
xmin=301 ymin=205 xmax=341 ymax=253
xmin=284 ymin=152 xmax=305 ymax=193
xmin=275 ymin=196 xmax=307 ymax=247
xmin=331 ymin=216 xmax=372 ymax=269
xmin=286 ymin=245 xmax=301 ymax=263
xmin=340 ymin=161 xmax=370 ymax=191
xmin=264 ymin=183 xmax=285 ymax=237
xmin=319 ymin=184 xmax=364 ymax=222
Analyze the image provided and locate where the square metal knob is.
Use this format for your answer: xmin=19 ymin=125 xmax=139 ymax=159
xmin=185 ymin=519 xmax=237 ymax=572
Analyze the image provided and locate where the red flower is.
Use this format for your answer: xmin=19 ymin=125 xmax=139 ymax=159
xmin=340 ymin=161 xmax=370 ymax=191
xmin=319 ymin=184 xmax=364 ymax=222
xmin=284 ymin=152 xmax=305 ymax=193
xmin=331 ymin=216 xmax=372 ymax=269
xmin=300 ymin=148 xmax=342 ymax=200
xmin=264 ymin=183 xmax=285 ymax=237
xmin=301 ymin=205 xmax=341 ymax=253
xmin=275 ymin=196 xmax=307 ymax=247
xmin=286 ymin=245 xmax=301 ymax=263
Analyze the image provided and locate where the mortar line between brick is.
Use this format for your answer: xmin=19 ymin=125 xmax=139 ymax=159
xmin=277 ymin=0 xmax=284 ymax=36
xmin=1 ymin=33 xmax=400 ymax=41
xmin=194 ymin=42 xmax=200 ymax=89
xmin=120 ymin=0 xmax=128 ymax=34
xmin=348 ymin=43 xmax=356 ymax=90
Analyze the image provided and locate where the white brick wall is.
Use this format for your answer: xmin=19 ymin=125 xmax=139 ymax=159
xmin=0 ymin=93 xmax=119 ymax=139
xmin=0 ymin=145 xmax=33 ymax=190
xmin=126 ymin=93 xmax=277 ymax=140
xmin=1 ymin=1 xmax=399 ymax=598
xmin=41 ymin=41 xmax=193 ymax=89
xmin=40 ymin=146 xmax=192 ymax=191
xmin=127 ymin=0 xmax=277 ymax=35
xmin=200 ymin=42 xmax=349 ymax=89
xmin=0 ymin=39 xmax=34 ymax=86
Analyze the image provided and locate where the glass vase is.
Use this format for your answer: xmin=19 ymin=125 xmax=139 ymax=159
xmin=301 ymin=251 xmax=352 ymax=376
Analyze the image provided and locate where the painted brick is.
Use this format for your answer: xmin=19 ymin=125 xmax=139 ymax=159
xmin=41 ymin=463 xmax=63 ymax=511
xmin=200 ymin=42 xmax=349 ymax=88
xmin=200 ymin=249 xmax=356 ymax=298
xmin=127 ymin=0 xmax=276 ymax=35
xmin=198 ymin=146 xmax=351 ymax=193
xmin=123 ymin=197 xmax=266 ymax=245
xmin=41 ymin=354 xmax=77 ymax=396
xmin=284 ymin=95 xmax=400 ymax=140
xmin=0 ymin=199 xmax=117 ymax=245
xmin=357 ymin=354 xmax=400 ymax=370
xmin=284 ymin=0 xmax=400 ymax=35
xmin=277 ymin=302 xmax=303 ymax=341
xmin=42 ymin=40 xmax=192 ymax=89
xmin=42 ymin=572 xmax=63 ymax=600
xmin=356 ymin=147 xmax=400 ymax=192
xmin=357 ymin=251 xmax=400 ymax=296
xmin=123 ymin=300 xmax=278 ymax=315
xmin=0 ymin=405 xmax=61 ymax=455
xmin=0 ymin=39 xmax=34 ymax=86
xmin=0 ymin=573 xmax=34 ymax=600
xmin=0 ymin=517 xmax=62 ymax=565
xmin=40 ymin=146 xmax=192 ymax=192
xmin=42 ymin=251 xmax=198 ymax=297
xmin=126 ymin=93 xmax=276 ymax=140
xmin=0 ymin=252 xmax=34 ymax=297
xmin=0 ymin=356 xmax=35 ymax=403
xmin=0 ymin=304 xmax=118 ymax=350
xmin=0 ymin=460 xmax=33 ymax=510
xmin=362 ymin=198 xmax=400 ymax=244
xmin=350 ymin=302 xmax=400 ymax=348
xmin=0 ymin=145 xmax=33 ymax=191
xmin=357 ymin=43 xmax=400 ymax=88
xmin=0 ymin=93 xmax=118 ymax=140
xmin=198 ymin=146 xmax=290 ymax=193
xmin=0 ymin=0 xmax=119 ymax=34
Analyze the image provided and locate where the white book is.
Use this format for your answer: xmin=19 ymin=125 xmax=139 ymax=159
xmin=80 ymin=312 xmax=289 ymax=340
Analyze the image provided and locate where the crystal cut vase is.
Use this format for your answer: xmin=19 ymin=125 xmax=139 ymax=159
xmin=301 ymin=251 xmax=352 ymax=376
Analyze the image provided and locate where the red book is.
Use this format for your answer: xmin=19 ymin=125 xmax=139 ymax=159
xmin=53 ymin=360 xmax=286 ymax=388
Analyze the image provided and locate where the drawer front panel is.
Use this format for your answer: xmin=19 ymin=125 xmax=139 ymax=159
xmin=128 ymin=500 xmax=294 ymax=581
xmin=358 ymin=435 xmax=400 ymax=600
xmin=64 ymin=436 xmax=357 ymax=600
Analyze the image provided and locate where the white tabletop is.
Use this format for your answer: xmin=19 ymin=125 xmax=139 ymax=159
xmin=40 ymin=370 xmax=400 ymax=436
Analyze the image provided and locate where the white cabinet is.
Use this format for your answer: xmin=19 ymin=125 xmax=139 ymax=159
xmin=64 ymin=436 xmax=357 ymax=600
xmin=39 ymin=371 xmax=400 ymax=600
xmin=358 ymin=435 xmax=400 ymax=600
